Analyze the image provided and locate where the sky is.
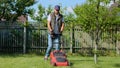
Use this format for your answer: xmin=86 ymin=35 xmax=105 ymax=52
xmin=28 ymin=0 xmax=86 ymax=21
xmin=28 ymin=0 xmax=114 ymax=22
xmin=32 ymin=0 xmax=86 ymax=9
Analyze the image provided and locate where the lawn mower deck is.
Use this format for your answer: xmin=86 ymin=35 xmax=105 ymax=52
xmin=50 ymin=50 xmax=70 ymax=66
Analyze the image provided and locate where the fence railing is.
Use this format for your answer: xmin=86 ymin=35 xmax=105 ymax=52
xmin=0 ymin=23 xmax=120 ymax=55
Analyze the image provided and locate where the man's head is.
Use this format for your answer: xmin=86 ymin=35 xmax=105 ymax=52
xmin=54 ymin=5 xmax=60 ymax=14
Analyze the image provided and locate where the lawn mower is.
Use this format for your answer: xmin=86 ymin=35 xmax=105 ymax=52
xmin=49 ymin=36 xmax=70 ymax=66
xmin=50 ymin=50 xmax=70 ymax=66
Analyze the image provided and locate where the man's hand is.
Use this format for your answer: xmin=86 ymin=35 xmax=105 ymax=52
xmin=50 ymin=31 xmax=54 ymax=35
xmin=50 ymin=31 xmax=55 ymax=38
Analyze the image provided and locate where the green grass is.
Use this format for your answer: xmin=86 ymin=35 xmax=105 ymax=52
xmin=0 ymin=54 xmax=120 ymax=68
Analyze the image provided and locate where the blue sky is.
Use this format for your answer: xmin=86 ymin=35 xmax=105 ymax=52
xmin=29 ymin=0 xmax=86 ymax=21
xmin=28 ymin=0 xmax=114 ymax=22
xmin=31 ymin=0 xmax=86 ymax=10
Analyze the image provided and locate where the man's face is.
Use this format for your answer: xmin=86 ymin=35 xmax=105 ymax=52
xmin=54 ymin=9 xmax=59 ymax=14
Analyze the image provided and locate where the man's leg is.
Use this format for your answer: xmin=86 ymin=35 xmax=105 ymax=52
xmin=44 ymin=34 xmax=52 ymax=59
xmin=54 ymin=35 xmax=60 ymax=50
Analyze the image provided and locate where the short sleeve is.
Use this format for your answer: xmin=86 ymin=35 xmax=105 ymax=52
xmin=62 ymin=17 xmax=64 ymax=23
xmin=47 ymin=14 xmax=51 ymax=22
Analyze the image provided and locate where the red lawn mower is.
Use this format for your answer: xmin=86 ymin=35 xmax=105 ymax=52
xmin=50 ymin=50 xmax=70 ymax=66
xmin=49 ymin=36 xmax=70 ymax=66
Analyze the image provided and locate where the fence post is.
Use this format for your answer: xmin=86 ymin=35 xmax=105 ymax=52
xmin=70 ymin=26 xmax=75 ymax=53
xmin=115 ymin=25 xmax=119 ymax=55
xmin=23 ymin=22 xmax=27 ymax=54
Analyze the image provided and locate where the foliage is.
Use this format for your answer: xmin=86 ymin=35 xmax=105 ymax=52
xmin=30 ymin=4 xmax=53 ymax=27
xmin=74 ymin=0 xmax=114 ymax=32
xmin=74 ymin=0 xmax=120 ymax=48
xmin=30 ymin=4 xmax=45 ymax=23
xmin=0 ymin=0 xmax=36 ymax=22
xmin=74 ymin=0 xmax=120 ymax=63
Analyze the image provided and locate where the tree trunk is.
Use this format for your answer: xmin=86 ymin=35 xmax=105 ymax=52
xmin=113 ymin=0 xmax=116 ymax=3
xmin=94 ymin=0 xmax=100 ymax=64
xmin=116 ymin=44 xmax=120 ymax=55
xmin=94 ymin=50 xmax=97 ymax=64
xmin=94 ymin=34 xmax=98 ymax=64
xmin=23 ymin=22 xmax=27 ymax=54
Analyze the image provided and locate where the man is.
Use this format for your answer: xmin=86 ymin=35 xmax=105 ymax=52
xmin=44 ymin=5 xmax=64 ymax=60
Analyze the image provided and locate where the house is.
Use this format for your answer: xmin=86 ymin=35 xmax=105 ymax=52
xmin=0 ymin=14 xmax=28 ymax=23
xmin=17 ymin=15 xmax=28 ymax=23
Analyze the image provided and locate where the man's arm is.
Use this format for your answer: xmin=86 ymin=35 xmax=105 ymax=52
xmin=47 ymin=14 xmax=52 ymax=32
xmin=60 ymin=17 xmax=64 ymax=32
xmin=60 ymin=22 xmax=64 ymax=32
xmin=47 ymin=21 xmax=52 ymax=32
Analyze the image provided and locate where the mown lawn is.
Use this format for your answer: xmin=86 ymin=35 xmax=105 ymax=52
xmin=0 ymin=54 xmax=120 ymax=68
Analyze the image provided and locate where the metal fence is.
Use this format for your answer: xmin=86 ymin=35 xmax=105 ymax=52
xmin=0 ymin=25 xmax=24 ymax=53
xmin=0 ymin=23 xmax=120 ymax=55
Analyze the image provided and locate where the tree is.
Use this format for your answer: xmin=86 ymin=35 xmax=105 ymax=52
xmin=43 ymin=5 xmax=53 ymax=27
xmin=30 ymin=4 xmax=53 ymax=27
xmin=64 ymin=13 xmax=77 ymax=53
xmin=110 ymin=0 xmax=120 ymax=55
xmin=74 ymin=0 xmax=120 ymax=64
xmin=0 ymin=0 xmax=36 ymax=22
xmin=30 ymin=4 xmax=45 ymax=22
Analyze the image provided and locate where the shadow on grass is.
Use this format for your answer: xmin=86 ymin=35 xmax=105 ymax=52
xmin=69 ymin=59 xmax=93 ymax=67
xmin=0 ymin=53 xmax=22 ymax=57
xmin=70 ymin=59 xmax=93 ymax=62
xmin=69 ymin=59 xmax=104 ymax=67
xmin=69 ymin=58 xmax=105 ymax=62
xmin=0 ymin=53 xmax=43 ymax=58
xmin=114 ymin=64 xmax=120 ymax=68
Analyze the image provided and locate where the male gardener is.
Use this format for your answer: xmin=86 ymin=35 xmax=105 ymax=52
xmin=44 ymin=5 xmax=64 ymax=60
